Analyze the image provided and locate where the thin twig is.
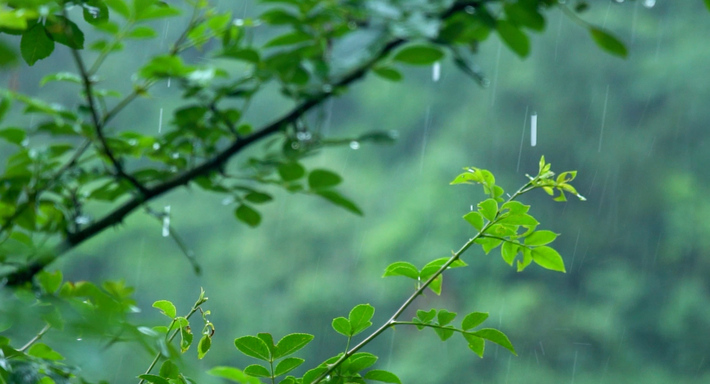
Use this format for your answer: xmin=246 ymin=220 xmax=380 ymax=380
xmin=18 ymin=324 xmax=51 ymax=352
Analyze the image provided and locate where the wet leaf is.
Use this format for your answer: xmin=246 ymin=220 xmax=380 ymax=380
xmin=589 ymin=28 xmax=627 ymax=58
xmin=393 ymin=44 xmax=444 ymax=65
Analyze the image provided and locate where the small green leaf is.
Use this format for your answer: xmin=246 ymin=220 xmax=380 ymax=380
xmin=234 ymin=335 xmax=271 ymax=361
xmin=331 ymin=317 xmax=351 ymax=336
xmin=27 ymin=343 xmax=64 ymax=361
xmin=180 ymin=323 xmax=193 ymax=352
xmin=461 ymin=312 xmax=489 ymax=330
xmin=198 ymin=335 xmax=211 ymax=359
xmin=104 ymin=0 xmax=131 ymax=18
xmin=437 ymin=309 xmax=457 ymax=326
xmin=244 ymin=192 xmax=273 ymax=204
xmin=265 ymin=31 xmax=311 ymax=47
xmin=372 ymin=66 xmax=403 ymax=81
xmin=159 ymin=360 xmax=179 ymax=379
xmin=478 ymin=198 xmax=498 ymax=221
xmin=40 ymin=72 xmax=81 ymax=86
xmin=477 ymin=237 xmax=502 ymax=254
xmin=257 ymin=333 xmax=276 ymax=356
xmin=428 ymin=275 xmax=443 ymax=295
xmin=392 ymin=44 xmax=444 ymax=65
xmin=463 ymin=333 xmax=485 ymax=357
xmin=415 ymin=309 xmax=437 ymax=323
xmin=463 ymin=211 xmax=484 ymax=230
xmin=472 ymin=328 xmax=517 ymax=355
xmin=517 ymin=248 xmax=533 ymax=272
xmin=434 ymin=325 xmax=455 ymax=341
xmin=496 ymin=20 xmax=530 ymax=57
xmin=207 ymin=367 xmax=262 ymax=384
xmin=36 ymin=270 xmax=62 ymax=294
xmin=531 ymin=246 xmax=566 ymax=272
xmin=274 ymin=333 xmax=314 ymax=359
xmin=274 ymin=357 xmax=305 ymax=376
xmin=244 ymin=364 xmax=272 ymax=378
xmin=278 ymin=161 xmax=305 ymax=181
xmin=349 ymin=304 xmax=374 ymax=336
xmin=315 ymin=190 xmax=363 ymax=215
xmin=589 ymin=28 xmax=627 ymax=58
xmin=364 ymin=369 xmax=402 ymax=384
xmin=45 ymin=16 xmax=84 ymax=49
xmin=0 ymin=96 xmax=10 ymax=121
xmin=153 ymin=300 xmax=177 ymax=318
xmin=705 ymin=0 xmax=710 ymax=11
xmin=127 ymin=25 xmax=157 ymax=39
xmin=345 ymin=352 xmax=378 ymax=373
xmin=500 ymin=241 xmax=519 ymax=266
xmin=524 ymin=230 xmax=558 ymax=246
xmin=137 ymin=374 xmax=170 ymax=384
xmin=235 ymin=204 xmax=261 ymax=227
xmin=308 ymin=169 xmax=342 ymax=190
xmin=420 ymin=257 xmax=467 ymax=279
xmin=20 ymin=23 xmax=55 ymax=66
xmin=382 ymin=261 xmax=419 ymax=279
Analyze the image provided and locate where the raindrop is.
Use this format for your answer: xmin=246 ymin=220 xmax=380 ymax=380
xmin=75 ymin=215 xmax=91 ymax=225
xmin=530 ymin=111 xmax=538 ymax=147
xmin=167 ymin=77 xmax=171 ymax=87
xmin=296 ymin=131 xmax=312 ymax=141
xmin=234 ymin=19 xmax=244 ymax=26
xmin=222 ymin=197 xmax=234 ymax=205
xmin=642 ymin=0 xmax=655 ymax=8
xmin=162 ymin=205 xmax=170 ymax=237
xmin=169 ymin=166 xmax=178 ymax=173
xmin=76 ymin=337 xmax=83 ymax=341
xmin=128 ymin=139 xmax=137 ymax=146
xmin=85 ymin=6 xmax=99 ymax=18
xmin=158 ymin=108 xmax=163 ymax=133
xmin=171 ymin=153 xmax=179 ymax=159
xmin=291 ymin=142 xmax=300 ymax=149
xmin=28 ymin=149 xmax=38 ymax=159
xmin=322 ymin=84 xmax=333 ymax=93
xmin=464 ymin=5 xmax=475 ymax=14
xmin=21 ymin=137 xmax=29 ymax=147
xmin=349 ymin=141 xmax=360 ymax=150
xmin=432 ymin=61 xmax=441 ymax=82
xmin=152 ymin=142 xmax=161 ymax=150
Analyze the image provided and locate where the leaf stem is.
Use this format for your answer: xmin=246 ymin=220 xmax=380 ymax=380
xmin=18 ymin=323 xmax=51 ymax=352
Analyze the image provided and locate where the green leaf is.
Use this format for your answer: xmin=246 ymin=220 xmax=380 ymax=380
xmin=137 ymin=375 xmax=170 ymax=384
xmin=496 ymin=20 xmax=529 ymax=58
xmin=477 ymin=237 xmax=502 ymax=254
xmin=257 ymin=333 xmax=276 ymax=356
xmin=105 ymin=0 xmax=131 ymax=18
xmin=207 ymin=367 xmax=262 ymax=384
xmin=278 ymin=161 xmax=305 ymax=181
xmin=478 ymin=198 xmax=498 ymax=221
xmin=531 ymin=246 xmax=566 ymax=272
xmin=274 ymin=357 xmax=305 ymax=376
xmin=274 ymin=333 xmax=314 ymax=359
xmin=159 ymin=360 xmax=179 ymax=379
xmin=463 ymin=211 xmax=484 ymax=231
xmin=127 ymin=25 xmax=157 ymax=39
xmin=0 ymin=95 xmax=10 ymax=121
xmin=504 ymin=3 xmax=545 ymax=31
xmin=315 ymin=190 xmax=363 ymax=216
xmin=434 ymin=325 xmax=455 ymax=341
xmin=501 ymin=201 xmax=529 ymax=214
xmin=382 ymin=261 xmax=419 ymax=279
xmin=437 ymin=309 xmax=457 ymax=326
xmin=234 ymin=335 xmax=271 ymax=361
xmin=244 ymin=364 xmax=272 ymax=378
xmin=20 ymin=23 xmax=55 ymax=66
xmin=45 ymin=16 xmax=84 ymax=49
xmin=428 ymin=275 xmax=443 ymax=295
xmin=235 ymin=204 xmax=261 ymax=227
xmin=500 ymin=241 xmax=519 ymax=266
xmin=364 ymin=369 xmax=402 ymax=384
xmin=265 ymin=31 xmax=312 ymax=47
xmin=198 ymin=334 xmax=211 ymax=359
xmin=705 ymin=0 xmax=710 ymax=11
xmin=37 ymin=270 xmax=62 ymax=294
xmin=463 ymin=333 xmax=485 ymax=357
xmin=82 ymin=0 xmax=110 ymax=25
xmin=461 ymin=312 xmax=489 ymax=330
xmin=345 ymin=352 xmax=378 ymax=373
xmin=524 ymin=230 xmax=558 ymax=246
xmin=415 ymin=309 xmax=436 ymax=324
xmin=517 ymin=248 xmax=533 ymax=272
xmin=372 ymin=66 xmax=403 ymax=81
xmin=331 ymin=317 xmax=351 ymax=336
xmin=472 ymin=328 xmax=517 ymax=355
xmin=392 ymin=44 xmax=444 ymax=65
xmin=180 ymin=322 xmax=193 ymax=352
xmin=244 ymin=192 xmax=273 ymax=204
xmin=27 ymin=343 xmax=64 ymax=361
xmin=40 ymin=72 xmax=82 ymax=86
xmin=308 ymin=169 xmax=342 ymax=190
xmin=220 ymin=48 xmax=261 ymax=63
xmin=420 ymin=257 xmax=467 ymax=279
xmin=153 ymin=300 xmax=177 ymax=318
xmin=349 ymin=304 xmax=374 ymax=336
xmin=589 ymin=28 xmax=627 ymax=58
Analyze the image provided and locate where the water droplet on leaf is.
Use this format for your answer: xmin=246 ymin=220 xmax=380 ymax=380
xmin=349 ymin=141 xmax=360 ymax=150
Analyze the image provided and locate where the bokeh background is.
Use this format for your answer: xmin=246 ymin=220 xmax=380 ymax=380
xmin=2 ymin=1 xmax=710 ymax=383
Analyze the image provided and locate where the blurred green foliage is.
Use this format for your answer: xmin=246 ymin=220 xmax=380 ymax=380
xmin=1 ymin=0 xmax=710 ymax=383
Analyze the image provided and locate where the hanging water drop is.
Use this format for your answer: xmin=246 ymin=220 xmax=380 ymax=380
xmin=432 ymin=61 xmax=441 ymax=82
xmin=152 ymin=142 xmax=161 ymax=150
xmin=167 ymin=77 xmax=171 ymax=87
xmin=162 ymin=205 xmax=171 ymax=237
xmin=642 ymin=0 xmax=655 ymax=8
xmin=158 ymin=108 xmax=164 ymax=133
xmin=530 ymin=112 xmax=538 ymax=147
xmin=349 ymin=141 xmax=360 ymax=150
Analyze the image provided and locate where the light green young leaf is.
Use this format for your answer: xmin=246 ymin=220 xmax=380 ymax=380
xmin=198 ymin=335 xmax=211 ymax=359
xmin=478 ymin=198 xmax=498 ymax=221
xmin=472 ymin=328 xmax=517 ymax=355
xmin=382 ymin=261 xmax=419 ymax=279
xmin=392 ymin=44 xmax=444 ymax=65
xmin=501 ymin=201 xmax=529 ymax=214
xmin=257 ymin=333 xmax=276 ymax=356
xmin=40 ymin=72 xmax=81 ymax=86
xmin=415 ymin=309 xmax=436 ymax=324
xmin=531 ymin=246 xmax=566 ymax=272
xmin=244 ymin=364 xmax=272 ymax=378
xmin=159 ymin=360 xmax=179 ymax=380
xmin=524 ymin=230 xmax=558 ymax=246
xmin=419 ymin=257 xmax=467 ymax=279
xmin=463 ymin=211 xmax=484 ymax=231
xmin=234 ymin=336 xmax=271 ymax=361
xmin=349 ymin=304 xmax=374 ymax=336
xmin=274 ymin=333 xmax=314 ymax=359
xmin=450 ymin=169 xmax=484 ymax=185
xmin=344 ymin=352 xmax=378 ymax=373
xmin=590 ymin=28 xmax=627 ymax=58
xmin=207 ymin=367 xmax=262 ymax=384
xmin=517 ymin=248 xmax=533 ymax=272
xmin=332 ymin=317 xmax=351 ymax=336
xmin=274 ymin=357 xmax=305 ymax=376
xmin=428 ymin=275 xmax=443 ymax=295
xmin=434 ymin=325 xmax=455 ymax=341
xmin=137 ymin=374 xmax=169 ymax=384
xmin=437 ymin=309 xmax=457 ymax=326
xmin=500 ymin=241 xmax=519 ymax=266
xmin=463 ymin=333 xmax=485 ymax=357
xmin=180 ymin=323 xmax=193 ymax=352
xmin=104 ymin=0 xmax=131 ymax=18
xmin=461 ymin=312 xmax=489 ymax=331
xmin=152 ymin=300 xmax=177 ymax=319
xmin=37 ymin=270 xmax=62 ymax=294
xmin=364 ymin=369 xmax=402 ymax=384
xmin=477 ymin=237 xmax=502 ymax=254
xmin=27 ymin=343 xmax=64 ymax=361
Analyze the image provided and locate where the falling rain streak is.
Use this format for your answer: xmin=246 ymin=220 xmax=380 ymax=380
xmin=432 ymin=61 xmax=441 ymax=82
xmin=162 ymin=205 xmax=171 ymax=237
xmin=158 ymin=107 xmax=164 ymax=133
xmin=531 ymin=111 xmax=538 ymax=147
xmin=598 ymin=85 xmax=609 ymax=152
xmin=516 ymin=106 xmax=529 ymax=172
